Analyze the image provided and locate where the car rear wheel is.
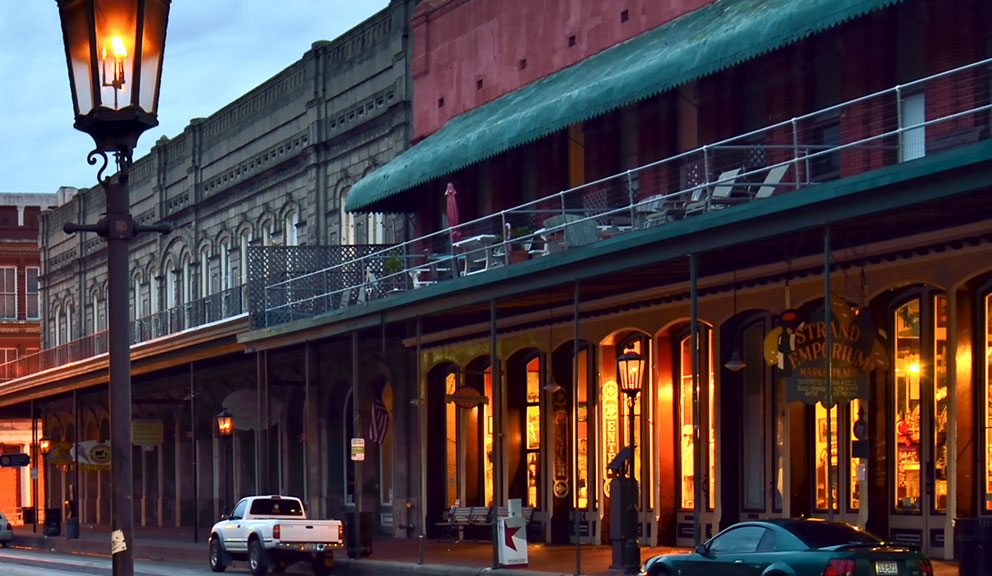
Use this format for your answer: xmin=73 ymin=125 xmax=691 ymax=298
xmin=209 ymin=538 xmax=226 ymax=572
xmin=248 ymin=539 xmax=268 ymax=576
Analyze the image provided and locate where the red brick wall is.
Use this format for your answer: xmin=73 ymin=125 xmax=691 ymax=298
xmin=411 ymin=0 xmax=712 ymax=140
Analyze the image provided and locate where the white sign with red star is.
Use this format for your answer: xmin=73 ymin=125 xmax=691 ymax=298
xmin=498 ymin=514 xmax=528 ymax=568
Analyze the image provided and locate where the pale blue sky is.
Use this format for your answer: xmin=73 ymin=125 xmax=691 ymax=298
xmin=0 ymin=1 xmax=390 ymax=193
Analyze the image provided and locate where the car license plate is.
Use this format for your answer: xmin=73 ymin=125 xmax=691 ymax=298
xmin=875 ymin=560 xmax=899 ymax=575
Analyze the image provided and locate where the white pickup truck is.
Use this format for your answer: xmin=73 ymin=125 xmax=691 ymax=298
xmin=209 ymin=495 xmax=343 ymax=575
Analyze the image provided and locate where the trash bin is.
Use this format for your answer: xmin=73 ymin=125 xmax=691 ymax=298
xmin=344 ymin=511 xmax=373 ymax=558
xmin=44 ymin=508 xmax=61 ymax=536
xmin=65 ymin=517 xmax=79 ymax=539
xmin=955 ymin=517 xmax=992 ymax=576
xmin=21 ymin=506 xmax=35 ymax=526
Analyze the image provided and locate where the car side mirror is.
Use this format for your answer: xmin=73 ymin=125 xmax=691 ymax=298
xmin=694 ymin=545 xmax=708 ymax=555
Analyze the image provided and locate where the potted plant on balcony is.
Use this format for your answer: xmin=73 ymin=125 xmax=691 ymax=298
xmin=509 ymin=226 xmax=532 ymax=264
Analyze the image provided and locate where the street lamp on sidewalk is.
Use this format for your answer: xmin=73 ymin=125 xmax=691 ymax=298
xmin=56 ymin=3 xmax=172 ymax=575
xmin=216 ymin=409 xmax=234 ymax=513
xmin=616 ymin=347 xmax=644 ymax=575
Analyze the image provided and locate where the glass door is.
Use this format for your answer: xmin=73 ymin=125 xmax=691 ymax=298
xmin=889 ymin=294 xmax=947 ymax=555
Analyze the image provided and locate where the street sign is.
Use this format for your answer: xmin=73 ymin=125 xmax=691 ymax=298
xmin=0 ymin=453 xmax=30 ymax=467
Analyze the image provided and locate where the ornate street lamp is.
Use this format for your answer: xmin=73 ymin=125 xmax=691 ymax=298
xmin=56 ymin=3 xmax=171 ymax=576
xmin=616 ymin=348 xmax=643 ymax=575
xmin=217 ymin=409 xmax=234 ymax=514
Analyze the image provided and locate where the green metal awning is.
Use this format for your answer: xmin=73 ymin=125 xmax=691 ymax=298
xmin=347 ymin=0 xmax=904 ymax=213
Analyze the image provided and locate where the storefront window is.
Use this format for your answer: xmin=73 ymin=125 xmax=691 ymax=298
xmin=680 ymin=331 xmax=713 ymax=510
xmin=742 ymin=323 xmax=766 ymax=511
xmin=849 ymin=399 xmax=861 ymax=510
xmin=445 ymin=371 xmax=458 ymax=507
xmin=934 ymin=295 xmax=948 ymax=513
xmin=815 ymin=402 xmax=838 ymax=511
xmin=526 ymin=358 xmax=541 ymax=508
xmin=485 ymin=366 xmax=494 ymax=506
xmin=894 ymin=298 xmax=921 ymax=513
xmin=576 ymin=348 xmax=589 ymax=509
xmin=986 ymin=293 xmax=992 ymax=511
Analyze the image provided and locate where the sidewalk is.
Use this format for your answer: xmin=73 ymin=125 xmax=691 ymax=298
xmin=10 ymin=523 xmax=960 ymax=576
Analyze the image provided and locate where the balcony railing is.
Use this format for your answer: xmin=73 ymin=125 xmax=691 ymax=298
xmin=0 ymin=285 xmax=248 ymax=383
xmin=260 ymin=57 xmax=992 ymax=328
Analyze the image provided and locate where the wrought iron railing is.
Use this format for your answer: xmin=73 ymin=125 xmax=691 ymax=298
xmin=0 ymin=285 xmax=248 ymax=383
xmin=260 ymin=57 xmax=992 ymax=328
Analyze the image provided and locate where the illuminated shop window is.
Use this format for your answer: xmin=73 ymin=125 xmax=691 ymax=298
xmin=575 ymin=348 xmax=589 ymax=510
xmin=445 ymin=371 xmax=458 ymax=507
xmin=526 ymin=357 xmax=541 ymax=508
xmin=849 ymin=399 xmax=862 ymax=510
xmin=933 ymin=296 xmax=948 ymax=513
xmin=485 ymin=366 xmax=494 ymax=506
xmin=894 ymin=299 xmax=921 ymax=513
xmin=986 ymin=294 xmax=992 ymax=511
xmin=815 ymin=402 xmax=838 ymax=511
xmin=680 ymin=331 xmax=713 ymax=510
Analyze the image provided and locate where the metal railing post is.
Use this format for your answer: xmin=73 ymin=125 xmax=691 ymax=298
xmin=791 ymin=118 xmax=800 ymax=190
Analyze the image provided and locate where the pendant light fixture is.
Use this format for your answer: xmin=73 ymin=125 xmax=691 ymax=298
xmin=725 ymin=272 xmax=746 ymax=372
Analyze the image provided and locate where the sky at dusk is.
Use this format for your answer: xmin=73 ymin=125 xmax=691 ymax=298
xmin=0 ymin=1 xmax=390 ymax=194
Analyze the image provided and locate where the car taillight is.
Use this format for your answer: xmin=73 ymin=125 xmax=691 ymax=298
xmin=823 ymin=558 xmax=856 ymax=576
xmin=273 ymin=524 xmax=280 ymax=539
xmin=338 ymin=524 xmax=343 ymax=540
xmin=920 ymin=559 xmax=934 ymax=576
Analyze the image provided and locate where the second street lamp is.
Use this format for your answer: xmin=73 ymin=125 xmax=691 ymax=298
xmin=56 ymin=3 xmax=171 ymax=576
xmin=616 ymin=348 xmax=644 ymax=575
xmin=217 ymin=409 xmax=234 ymax=514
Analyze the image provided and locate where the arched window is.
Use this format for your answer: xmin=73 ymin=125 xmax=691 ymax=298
xmin=89 ymin=287 xmax=101 ymax=335
xmin=240 ymin=229 xmax=252 ymax=286
xmin=367 ymin=213 xmax=383 ymax=244
xmin=285 ymin=211 xmax=299 ymax=246
xmin=150 ymin=268 xmax=160 ymax=314
xmin=340 ymin=187 xmax=355 ymax=245
xmin=262 ymin=219 xmax=274 ymax=247
xmin=220 ymin=238 xmax=232 ymax=291
xmin=181 ymin=254 xmax=192 ymax=304
xmin=165 ymin=258 xmax=176 ymax=309
xmin=200 ymin=245 xmax=211 ymax=297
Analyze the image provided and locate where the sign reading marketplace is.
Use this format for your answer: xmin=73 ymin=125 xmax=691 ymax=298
xmin=763 ymin=294 xmax=888 ymax=405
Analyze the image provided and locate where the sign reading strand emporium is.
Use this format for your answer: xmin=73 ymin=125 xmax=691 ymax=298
xmin=764 ymin=294 xmax=887 ymax=406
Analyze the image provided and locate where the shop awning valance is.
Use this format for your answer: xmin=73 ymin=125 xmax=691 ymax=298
xmin=346 ymin=0 xmax=904 ymax=213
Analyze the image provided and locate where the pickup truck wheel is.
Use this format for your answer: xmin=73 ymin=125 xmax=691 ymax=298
xmin=248 ymin=539 xmax=268 ymax=576
xmin=209 ymin=538 xmax=226 ymax=572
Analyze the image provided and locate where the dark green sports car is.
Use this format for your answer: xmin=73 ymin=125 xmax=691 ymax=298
xmin=639 ymin=518 xmax=933 ymax=576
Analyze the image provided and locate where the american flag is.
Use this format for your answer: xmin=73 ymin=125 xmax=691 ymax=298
xmin=369 ymin=397 xmax=390 ymax=444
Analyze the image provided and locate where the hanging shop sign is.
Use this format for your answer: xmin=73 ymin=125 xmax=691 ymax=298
xmin=44 ymin=440 xmax=112 ymax=471
xmin=763 ymin=293 xmax=887 ymax=406
xmin=445 ymin=386 xmax=490 ymax=409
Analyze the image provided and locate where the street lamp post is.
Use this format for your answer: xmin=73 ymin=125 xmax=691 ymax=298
xmin=216 ymin=409 xmax=234 ymax=513
xmin=39 ymin=438 xmax=51 ymax=535
xmin=56 ymin=3 xmax=171 ymax=576
xmin=616 ymin=348 xmax=644 ymax=576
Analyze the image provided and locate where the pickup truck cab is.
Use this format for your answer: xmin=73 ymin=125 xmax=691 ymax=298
xmin=209 ymin=495 xmax=343 ymax=575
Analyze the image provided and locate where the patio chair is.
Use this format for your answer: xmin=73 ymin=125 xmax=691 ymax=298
xmin=752 ymin=164 xmax=790 ymax=199
xmin=542 ymin=214 xmax=598 ymax=251
xmin=682 ymin=168 xmax=742 ymax=217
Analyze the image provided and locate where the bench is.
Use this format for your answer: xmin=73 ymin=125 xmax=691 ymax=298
xmin=435 ymin=505 xmax=537 ymax=541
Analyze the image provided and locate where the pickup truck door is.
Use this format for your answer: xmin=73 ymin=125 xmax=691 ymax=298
xmin=220 ymin=500 xmax=250 ymax=553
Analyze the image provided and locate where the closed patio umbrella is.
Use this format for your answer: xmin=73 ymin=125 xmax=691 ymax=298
xmin=445 ymin=182 xmax=461 ymax=242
